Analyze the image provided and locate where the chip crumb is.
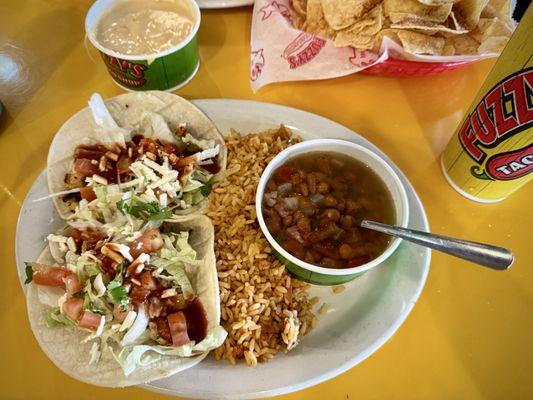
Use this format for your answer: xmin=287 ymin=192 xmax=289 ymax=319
xmin=332 ymin=285 xmax=345 ymax=294
xmin=318 ymin=303 xmax=330 ymax=315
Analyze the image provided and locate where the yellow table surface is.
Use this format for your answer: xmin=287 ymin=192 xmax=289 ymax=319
xmin=1 ymin=1 xmax=531 ymax=399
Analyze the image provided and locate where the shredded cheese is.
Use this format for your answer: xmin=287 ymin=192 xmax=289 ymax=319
xmin=32 ymin=188 xmax=81 ymax=203
xmin=119 ymin=311 xmax=137 ymax=332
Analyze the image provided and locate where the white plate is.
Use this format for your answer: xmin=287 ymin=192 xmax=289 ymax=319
xmin=196 ymin=0 xmax=253 ymax=9
xmin=15 ymin=99 xmax=430 ymax=399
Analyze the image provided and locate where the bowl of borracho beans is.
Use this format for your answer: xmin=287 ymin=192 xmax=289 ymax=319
xmin=256 ymin=139 xmax=409 ymax=285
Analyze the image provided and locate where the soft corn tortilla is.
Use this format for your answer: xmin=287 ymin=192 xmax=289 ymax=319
xmin=47 ymin=91 xmax=227 ymax=219
xmin=26 ymin=216 xmax=220 ymax=387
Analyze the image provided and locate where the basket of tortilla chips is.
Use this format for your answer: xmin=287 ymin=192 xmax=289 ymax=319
xmin=250 ymin=0 xmax=516 ymax=88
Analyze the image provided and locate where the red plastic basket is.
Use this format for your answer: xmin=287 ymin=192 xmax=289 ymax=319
xmin=362 ymin=57 xmax=476 ymax=76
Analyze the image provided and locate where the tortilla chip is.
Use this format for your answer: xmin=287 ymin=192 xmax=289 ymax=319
xmin=417 ymin=0 xmax=455 ymax=4
xmin=397 ymin=30 xmax=446 ymax=55
xmin=447 ymin=34 xmax=479 ymax=54
xmin=303 ymin=0 xmax=336 ymax=38
xmin=442 ymin=42 xmax=456 ymax=55
xmin=384 ymin=0 xmax=453 ymax=23
xmin=471 ymin=17 xmax=513 ymax=41
xmin=292 ymin=0 xmax=308 ymax=16
xmin=372 ymin=28 xmax=401 ymax=52
xmin=478 ymin=35 xmax=508 ymax=54
xmin=454 ymin=0 xmax=490 ymax=29
xmin=391 ymin=17 xmax=468 ymax=35
xmin=334 ymin=4 xmax=383 ymax=48
xmin=293 ymin=12 xmax=306 ymax=30
xmin=321 ymin=0 xmax=381 ymax=30
xmin=487 ymin=0 xmax=511 ymax=17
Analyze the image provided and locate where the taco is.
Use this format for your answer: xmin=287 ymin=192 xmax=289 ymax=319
xmin=24 ymin=216 xmax=226 ymax=387
xmin=47 ymin=91 xmax=227 ymax=220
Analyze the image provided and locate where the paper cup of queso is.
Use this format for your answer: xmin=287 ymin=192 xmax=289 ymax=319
xmin=256 ymin=139 xmax=409 ymax=285
xmin=85 ymin=0 xmax=200 ymax=92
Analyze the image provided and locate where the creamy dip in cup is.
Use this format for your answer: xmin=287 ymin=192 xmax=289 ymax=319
xmin=86 ymin=0 xmax=201 ymax=91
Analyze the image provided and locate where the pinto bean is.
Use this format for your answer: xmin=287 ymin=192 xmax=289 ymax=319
xmin=317 ymin=156 xmax=332 ymax=174
xmin=283 ymin=214 xmax=294 ymax=226
xmin=331 ymin=177 xmax=348 ymax=191
xmin=324 ymin=208 xmax=341 ymax=222
xmin=317 ymin=182 xmax=330 ymax=194
xmin=307 ymin=173 xmax=316 ymax=194
xmin=300 ymin=182 xmax=309 ymax=197
xmin=339 ymin=244 xmax=355 ymax=259
xmin=340 ymin=215 xmax=354 ymax=229
xmin=346 ymin=199 xmax=361 ymax=215
xmin=291 ymin=173 xmax=301 ymax=185
xmin=322 ymin=195 xmax=337 ymax=207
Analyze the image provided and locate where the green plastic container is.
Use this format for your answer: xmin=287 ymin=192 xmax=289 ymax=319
xmin=85 ymin=0 xmax=200 ymax=92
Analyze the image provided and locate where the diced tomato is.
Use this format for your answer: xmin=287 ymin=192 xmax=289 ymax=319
xmin=140 ymin=271 xmax=158 ymax=291
xmin=80 ymin=187 xmax=96 ymax=202
xmin=126 ymin=262 xmax=139 ymax=277
xmin=274 ymin=166 xmax=296 ymax=183
xmin=78 ymin=311 xmax=102 ymax=331
xmin=67 ymin=227 xmax=105 ymax=250
xmin=161 ymin=142 xmax=179 ymax=155
xmin=139 ymin=138 xmax=158 ymax=154
xmin=167 ymin=311 xmax=190 ymax=346
xmin=33 ymin=267 xmax=71 ymax=287
xmin=62 ymin=297 xmax=84 ymax=321
xmin=129 ymin=229 xmax=164 ymax=258
xmin=130 ymin=285 xmax=151 ymax=306
xmin=64 ymin=273 xmax=82 ymax=295
xmin=73 ymin=158 xmax=100 ymax=177
xmin=154 ymin=317 xmax=172 ymax=344
xmin=99 ymin=255 xmax=117 ymax=278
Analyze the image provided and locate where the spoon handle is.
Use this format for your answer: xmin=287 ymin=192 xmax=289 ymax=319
xmin=360 ymin=220 xmax=514 ymax=270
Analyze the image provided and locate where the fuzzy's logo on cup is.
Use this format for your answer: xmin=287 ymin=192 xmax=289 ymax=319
xmin=101 ymin=53 xmax=148 ymax=88
xmin=283 ymin=33 xmax=326 ymax=69
xmin=458 ymin=68 xmax=533 ymax=180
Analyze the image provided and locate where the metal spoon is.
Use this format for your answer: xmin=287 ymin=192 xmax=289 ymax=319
xmin=360 ymin=220 xmax=514 ymax=270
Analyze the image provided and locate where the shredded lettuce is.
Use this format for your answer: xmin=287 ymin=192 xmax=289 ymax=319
xmin=45 ymin=307 xmax=76 ymax=328
xmin=83 ymin=295 xmax=105 ymax=315
xmin=111 ymin=326 xmax=227 ymax=376
xmin=178 ymin=133 xmax=215 ymax=152
xmin=182 ymin=179 xmax=204 ymax=193
xmin=75 ymin=253 xmax=101 ymax=282
xmin=94 ymin=186 xmax=108 ymax=205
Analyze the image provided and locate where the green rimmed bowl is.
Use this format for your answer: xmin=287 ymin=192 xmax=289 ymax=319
xmin=256 ymin=139 xmax=410 ymax=285
xmin=85 ymin=0 xmax=200 ymax=92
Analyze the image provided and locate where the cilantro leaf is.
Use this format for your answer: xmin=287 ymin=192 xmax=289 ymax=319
xmin=117 ymin=195 xmax=171 ymax=221
xmin=107 ymin=276 xmax=130 ymax=311
xmin=200 ymin=177 xmax=215 ymax=197
xmin=24 ymin=263 xmax=34 ymax=284
xmin=82 ymin=295 xmax=105 ymax=315
xmin=73 ymin=290 xmax=86 ymax=298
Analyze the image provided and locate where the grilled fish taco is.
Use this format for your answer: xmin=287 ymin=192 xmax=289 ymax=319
xmin=47 ymin=91 xmax=226 ymax=219
xmin=24 ymin=216 xmax=226 ymax=387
